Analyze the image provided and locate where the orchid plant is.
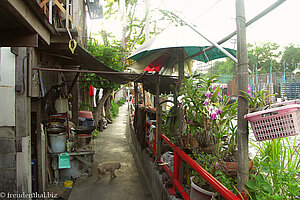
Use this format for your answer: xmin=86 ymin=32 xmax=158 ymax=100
xmin=180 ymin=76 xmax=238 ymax=157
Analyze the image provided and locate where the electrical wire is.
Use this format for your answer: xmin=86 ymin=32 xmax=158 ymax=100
xmin=191 ymin=0 xmax=223 ymax=23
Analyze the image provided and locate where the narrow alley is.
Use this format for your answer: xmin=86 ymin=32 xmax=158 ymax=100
xmin=68 ymin=103 xmax=152 ymax=200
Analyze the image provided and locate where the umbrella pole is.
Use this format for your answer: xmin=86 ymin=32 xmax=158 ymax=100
xmin=171 ymin=14 xmax=238 ymax=64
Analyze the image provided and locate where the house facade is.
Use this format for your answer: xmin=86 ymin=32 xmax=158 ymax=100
xmin=0 ymin=0 xmax=88 ymax=195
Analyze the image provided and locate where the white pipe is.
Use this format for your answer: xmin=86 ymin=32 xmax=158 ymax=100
xmin=49 ymin=0 xmax=53 ymax=24
xmin=66 ymin=0 xmax=69 ymax=29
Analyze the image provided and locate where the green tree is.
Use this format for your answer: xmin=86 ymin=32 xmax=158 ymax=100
xmin=104 ymin=0 xmax=147 ymax=54
xmin=81 ymin=37 xmax=125 ymax=128
xmin=281 ymin=44 xmax=300 ymax=72
xmin=209 ymin=58 xmax=237 ymax=76
xmin=248 ymin=42 xmax=282 ymax=73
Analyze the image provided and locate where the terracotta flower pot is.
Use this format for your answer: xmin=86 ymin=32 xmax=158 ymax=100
xmin=216 ymin=160 xmax=254 ymax=177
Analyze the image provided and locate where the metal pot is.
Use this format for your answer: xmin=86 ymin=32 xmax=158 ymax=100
xmin=73 ymin=126 xmax=96 ymax=134
xmin=47 ymin=127 xmax=65 ymax=134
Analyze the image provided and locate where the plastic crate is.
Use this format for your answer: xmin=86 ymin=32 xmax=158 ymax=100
xmin=245 ymin=100 xmax=300 ymax=141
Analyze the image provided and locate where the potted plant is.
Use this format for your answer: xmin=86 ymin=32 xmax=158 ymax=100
xmin=190 ymin=149 xmax=237 ymax=200
xmin=180 ymin=76 xmax=223 ymax=152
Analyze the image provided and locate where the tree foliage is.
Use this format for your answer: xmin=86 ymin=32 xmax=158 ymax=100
xmin=80 ymin=38 xmax=125 ymax=91
xmin=281 ymin=44 xmax=300 ymax=72
xmin=247 ymin=42 xmax=281 ymax=73
xmin=209 ymin=57 xmax=237 ymax=76
xmin=104 ymin=0 xmax=147 ymax=52
xmin=209 ymin=43 xmax=299 ymax=77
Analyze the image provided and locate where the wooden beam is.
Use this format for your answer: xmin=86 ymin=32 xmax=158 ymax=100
xmin=7 ymin=0 xmax=51 ymax=45
xmin=33 ymin=67 xmax=124 ymax=74
xmin=39 ymin=0 xmax=50 ymax=8
xmin=0 ymin=32 xmax=38 ymax=47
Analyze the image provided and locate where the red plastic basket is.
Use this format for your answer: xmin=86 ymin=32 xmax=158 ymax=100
xmin=245 ymin=100 xmax=300 ymax=141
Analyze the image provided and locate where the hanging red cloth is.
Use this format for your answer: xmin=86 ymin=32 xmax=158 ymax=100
xmin=88 ymin=85 xmax=94 ymax=96
xmin=143 ymin=53 xmax=168 ymax=72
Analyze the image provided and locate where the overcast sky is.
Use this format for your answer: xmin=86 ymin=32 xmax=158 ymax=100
xmin=153 ymin=0 xmax=300 ymax=47
xmin=89 ymin=0 xmax=300 ymax=47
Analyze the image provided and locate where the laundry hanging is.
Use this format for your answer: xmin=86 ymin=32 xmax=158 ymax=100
xmin=88 ymin=85 xmax=94 ymax=97
xmin=93 ymin=87 xmax=97 ymax=107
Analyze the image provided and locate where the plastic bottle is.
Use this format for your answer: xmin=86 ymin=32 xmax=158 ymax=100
xmin=66 ymin=140 xmax=71 ymax=152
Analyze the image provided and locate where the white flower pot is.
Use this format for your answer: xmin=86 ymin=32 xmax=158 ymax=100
xmin=190 ymin=176 xmax=215 ymax=200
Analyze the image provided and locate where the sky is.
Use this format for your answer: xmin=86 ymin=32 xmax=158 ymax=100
xmin=152 ymin=0 xmax=300 ymax=47
xmin=88 ymin=0 xmax=300 ymax=48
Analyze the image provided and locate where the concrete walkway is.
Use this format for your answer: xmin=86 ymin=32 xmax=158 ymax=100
xmin=68 ymin=103 xmax=151 ymax=200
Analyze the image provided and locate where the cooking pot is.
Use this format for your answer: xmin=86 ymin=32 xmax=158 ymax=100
xmin=47 ymin=127 xmax=65 ymax=134
xmin=73 ymin=126 xmax=96 ymax=134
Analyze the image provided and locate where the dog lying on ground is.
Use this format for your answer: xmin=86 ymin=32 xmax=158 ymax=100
xmin=97 ymin=162 xmax=121 ymax=180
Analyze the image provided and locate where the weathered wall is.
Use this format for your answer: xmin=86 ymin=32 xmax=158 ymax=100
xmin=127 ymin=115 xmax=179 ymax=200
xmin=17 ymin=136 xmax=31 ymax=194
xmin=0 ymin=48 xmax=17 ymax=193
xmin=0 ymin=47 xmax=32 ymax=195
xmin=73 ymin=0 xmax=87 ymax=47
xmin=0 ymin=127 xmax=17 ymax=192
xmin=0 ymin=47 xmax=16 ymax=126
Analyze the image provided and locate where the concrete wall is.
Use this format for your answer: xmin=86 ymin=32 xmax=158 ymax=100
xmin=0 ymin=47 xmax=32 ymax=195
xmin=0 ymin=48 xmax=17 ymax=193
xmin=127 ymin=116 xmax=179 ymax=200
xmin=0 ymin=127 xmax=17 ymax=192
xmin=0 ymin=47 xmax=15 ymax=126
xmin=17 ymin=136 xmax=32 ymax=193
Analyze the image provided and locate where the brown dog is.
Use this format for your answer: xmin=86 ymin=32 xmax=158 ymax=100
xmin=97 ymin=162 xmax=121 ymax=180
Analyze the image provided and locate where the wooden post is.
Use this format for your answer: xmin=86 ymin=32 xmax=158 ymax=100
xmin=155 ymin=73 xmax=162 ymax=164
xmin=134 ymin=82 xmax=138 ymax=109
xmin=178 ymin=48 xmax=185 ymax=135
xmin=236 ymin=0 xmax=249 ymax=191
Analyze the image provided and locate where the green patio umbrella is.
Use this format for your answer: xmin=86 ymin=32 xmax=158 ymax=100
xmin=127 ymin=25 xmax=236 ymax=75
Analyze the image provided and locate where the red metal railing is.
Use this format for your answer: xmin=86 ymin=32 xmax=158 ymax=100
xmin=142 ymin=111 xmax=241 ymax=199
xmin=160 ymin=134 xmax=241 ymax=200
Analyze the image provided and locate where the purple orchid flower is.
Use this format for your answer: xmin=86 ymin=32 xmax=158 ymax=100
xmin=211 ymin=112 xmax=217 ymax=120
xmin=205 ymin=90 xmax=212 ymax=98
xmin=248 ymin=85 xmax=252 ymax=95
xmin=204 ymin=99 xmax=209 ymax=106
xmin=186 ymin=120 xmax=193 ymax=125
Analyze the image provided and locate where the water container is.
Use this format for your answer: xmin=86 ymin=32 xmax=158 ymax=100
xmin=49 ymin=133 xmax=66 ymax=153
xmin=55 ymin=97 xmax=69 ymax=113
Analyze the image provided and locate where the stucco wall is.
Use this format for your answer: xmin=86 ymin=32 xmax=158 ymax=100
xmin=0 ymin=47 xmax=15 ymax=126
